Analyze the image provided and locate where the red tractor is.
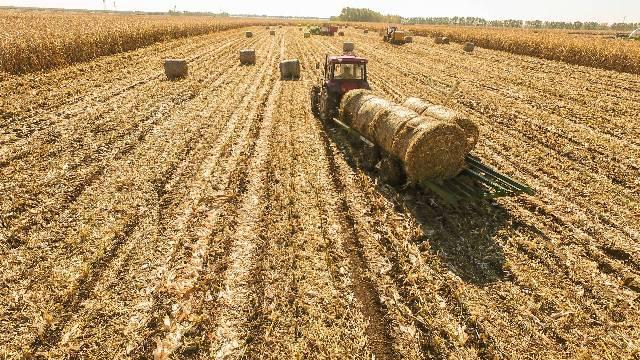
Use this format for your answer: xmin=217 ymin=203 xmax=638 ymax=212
xmin=310 ymin=54 xmax=370 ymax=121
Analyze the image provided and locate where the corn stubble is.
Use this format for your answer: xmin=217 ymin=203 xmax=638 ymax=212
xmin=1 ymin=15 xmax=639 ymax=360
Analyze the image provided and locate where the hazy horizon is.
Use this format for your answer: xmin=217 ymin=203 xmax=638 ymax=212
xmin=2 ymin=0 xmax=639 ymax=23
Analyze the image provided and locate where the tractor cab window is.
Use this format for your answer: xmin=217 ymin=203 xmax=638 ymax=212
xmin=333 ymin=63 xmax=365 ymax=80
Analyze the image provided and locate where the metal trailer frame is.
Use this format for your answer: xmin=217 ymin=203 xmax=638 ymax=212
xmin=330 ymin=117 xmax=534 ymax=205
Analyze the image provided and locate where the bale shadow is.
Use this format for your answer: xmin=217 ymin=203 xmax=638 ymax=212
xmin=322 ymin=120 xmax=510 ymax=285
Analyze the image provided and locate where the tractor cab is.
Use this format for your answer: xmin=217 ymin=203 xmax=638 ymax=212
xmin=321 ymin=55 xmax=370 ymax=93
xmin=311 ymin=55 xmax=370 ymax=120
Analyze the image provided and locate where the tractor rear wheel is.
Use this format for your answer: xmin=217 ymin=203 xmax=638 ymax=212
xmin=310 ymin=86 xmax=320 ymax=117
xmin=379 ymin=157 xmax=406 ymax=186
xmin=319 ymin=88 xmax=337 ymax=122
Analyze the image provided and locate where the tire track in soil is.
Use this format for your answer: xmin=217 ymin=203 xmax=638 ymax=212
xmin=312 ymin=128 xmax=395 ymax=359
xmin=132 ymin=34 xmax=282 ymax=359
xmin=48 ymin=36 xmax=277 ymax=358
xmin=8 ymin=29 xmax=272 ymax=356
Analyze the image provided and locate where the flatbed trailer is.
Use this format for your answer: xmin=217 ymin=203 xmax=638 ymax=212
xmin=331 ymin=117 xmax=534 ymax=205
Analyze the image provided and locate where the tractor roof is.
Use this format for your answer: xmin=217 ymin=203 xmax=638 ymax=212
xmin=328 ymin=55 xmax=368 ymax=64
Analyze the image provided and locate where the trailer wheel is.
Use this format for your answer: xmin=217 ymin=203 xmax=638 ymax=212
xmin=379 ymin=157 xmax=406 ymax=186
xmin=359 ymin=145 xmax=380 ymax=171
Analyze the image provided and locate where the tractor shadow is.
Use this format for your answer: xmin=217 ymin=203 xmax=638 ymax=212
xmin=323 ymin=122 xmax=511 ymax=286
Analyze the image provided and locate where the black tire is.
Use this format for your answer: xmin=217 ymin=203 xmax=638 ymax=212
xmin=359 ymin=145 xmax=380 ymax=171
xmin=310 ymin=86 xmax=320 ymax=117
xmin=319 ymin=88 xmax=337 ymax=122
xmin=379 ymin=157 xmax=406 ymax=186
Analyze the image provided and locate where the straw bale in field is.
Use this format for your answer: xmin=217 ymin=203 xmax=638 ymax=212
xmin=364 ymin=29 xmax=369 ymax=34
xmin=369 ymin=105 xmax=421 ymax=153
xmin=279 ymin=59 xmax=300 ymax=79
xmin=245 ymin=31 xmax=253 ymax=38
xmin=304 ymin=32 xmax=311 ymax=38
xmin=338 ymin=31 xmax=345 ymax=36
xmin=239 ymin=49 xmax=256 ymax=65
xmin=343 ymin=41 xmax=355 ymax=53
xmin=403 ymin=97 xmax=479 ymax=152
xmin=270 ymin=30 xmax=276 ymax=35
xmin=463 ymin=42 xmax=475 ymax=52
xmin=164 ymin=59 xmax=188 ymax=79
xmin=403 ymin=121 xmax=466 ymax=180
xmin=404 ymin=36 xmax=413 ymax=43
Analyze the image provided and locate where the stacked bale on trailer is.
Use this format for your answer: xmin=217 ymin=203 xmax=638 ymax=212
xmin=164 ymin=59 xmax=188 ymax=79
xmin=403 ymin=97 xmax=479 ymax=153
xmin=279 ymin=59 xmax=300 ymax=80
xmin=239 ymin=49 xmax=256 ymax=65
xmin=340 ymin=90 xmax=469 ymax=180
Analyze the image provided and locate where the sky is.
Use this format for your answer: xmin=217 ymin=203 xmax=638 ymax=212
xmin=2 ymin=0 xmax=639 ymax=23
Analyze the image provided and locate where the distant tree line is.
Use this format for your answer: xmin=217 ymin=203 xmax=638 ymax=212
xmin=405 ymin=17 xmax=640 ymax=30
xmin=330 ymin=7 xmax=401 ymax=24
xmin=331 ymin=7 xmax=639 ymax=31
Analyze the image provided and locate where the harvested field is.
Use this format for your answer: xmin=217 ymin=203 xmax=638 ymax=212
xmin=357 ymin=23 xmax=640 ymax=74
xmin=1 ymin=21 xmax=639 ymax=359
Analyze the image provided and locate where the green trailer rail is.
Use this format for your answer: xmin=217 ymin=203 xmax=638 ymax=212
xmin=420 ymin=155 xmax=534 ymax=205
xmin=330 ymin=116 xmax=534 ymax=205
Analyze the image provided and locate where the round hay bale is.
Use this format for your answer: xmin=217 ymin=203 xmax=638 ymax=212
xmin=402 ymin=97 xmax=479 ymax=153
xmin=339 ymin=89 xmax=376 ymax=126
xmin=304 ymin=32 xmax=311 ymax=38
xmin=343 ymin=41 xmax=355 ymax=53
xmin=364 ymin=29 xmax=369 ymax=34
xmin=403 ymin=97 xmax=430 ymax=114
xmin=463 ymin=42 xmax=475 ymax=52
xmin=404 ymin=122 xmax=466 ymax=181
xmin=279 ymin=59 xmax=300 ymax=79
xmin=239 ymin=49 xmax=256 ymax=65
xmin=270 ymin=30 xmax=276 ymax=35
xmin=369 ymin=106 xmax=421 ymax=153
xmin=245 ymin=31 xmax=253 ymax=38
xmin=390 ymin=116 xmax=427 ymax=157
xmin=338 ymin=31 xmax=345 ymax=36
xmin=164 ymin=59 xmax=188 ymax=79
xmin=352 ymin=97 xmax=393 ymax=135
